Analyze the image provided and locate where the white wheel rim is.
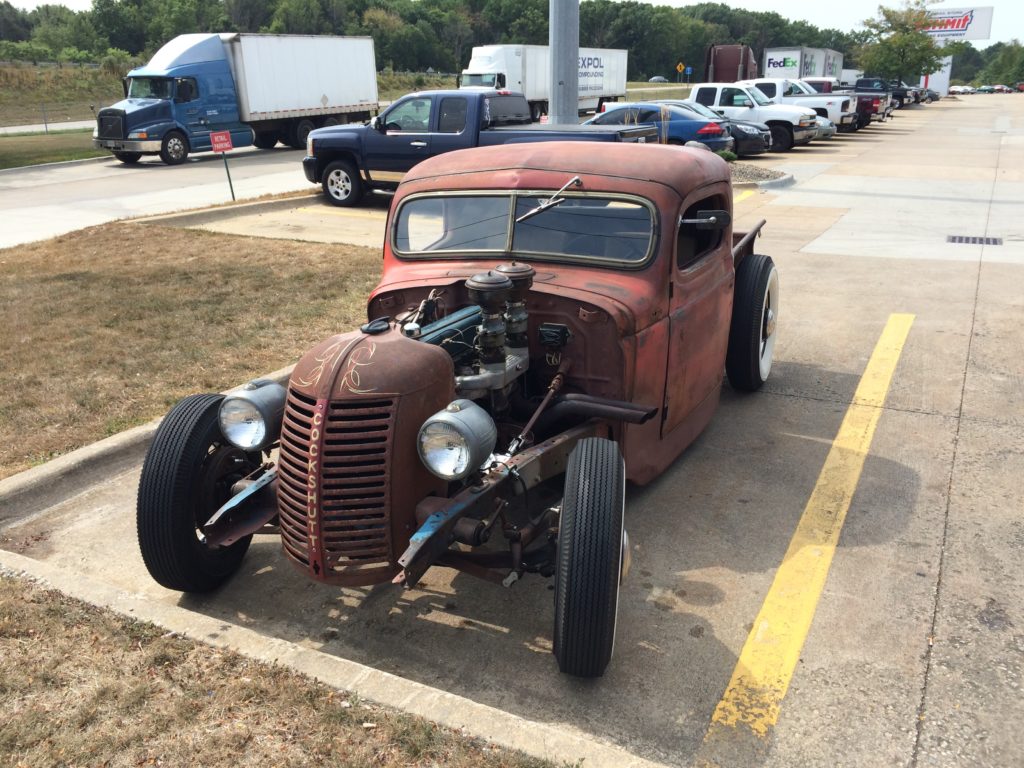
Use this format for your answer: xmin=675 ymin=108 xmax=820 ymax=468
xmin=759 ymin=266 xmax=780 ymax=380
xmin=328 ymin=170 xmax=351 ymax=200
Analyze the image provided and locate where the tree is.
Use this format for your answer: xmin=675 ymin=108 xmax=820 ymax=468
xmin=0 ymin=0 xmax=32 ymax=42
xmin=857 ymin=1 xmax=944 ymax=82
xmin=979 ymin=40 xmax=1024 ymax=86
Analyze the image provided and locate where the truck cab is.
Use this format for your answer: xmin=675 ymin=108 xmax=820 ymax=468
xmin=93 ymin=34 xmax=251 ymax=165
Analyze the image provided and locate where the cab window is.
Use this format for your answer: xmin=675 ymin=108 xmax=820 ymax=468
xmin=720 ymin=88 xmax=751 ymax=107
xmin=757 ymin=82 xmax=777 ymax=98
xmin=385 ymin=98 xmax=432 ymax=132
xmin=174 ymin=77 xmax=198 ymax=103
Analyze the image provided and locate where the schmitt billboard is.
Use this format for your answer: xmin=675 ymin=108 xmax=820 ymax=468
xmin=923 ymin=6 xmax=993 ymax=41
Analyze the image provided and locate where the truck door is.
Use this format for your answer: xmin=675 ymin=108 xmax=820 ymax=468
xmin=176 ymin=78 xmax=208 ymax=146
xmin=662 ymin=191 xmax=734 ymax=436
xmin=364 ymin=96 xmax=434 ymax=182
xmin=695 ymin=85 xmax=753 ymax=121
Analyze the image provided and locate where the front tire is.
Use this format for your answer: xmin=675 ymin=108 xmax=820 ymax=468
xmin=554 ymin=437 xmax=626 ymax=678
xmin=321 ymin=159 xmax=363 ymax=207
xmin=159 ymin=130 xmax=188 ymax=165
xmin=114 ymin=151 xmax=141 ymax=164
xmin=727 ymin=253 xmax=780 ymax=391
xmin=769 ymin=125 xmax=793 ymax=152
xmin=137 ymin=394 xmax=258 ymax=592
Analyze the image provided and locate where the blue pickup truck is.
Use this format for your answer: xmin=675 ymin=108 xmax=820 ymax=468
xmin=302 ymin=89 xmax=655 ymax=206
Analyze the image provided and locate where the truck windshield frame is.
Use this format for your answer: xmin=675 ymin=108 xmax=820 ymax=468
xmin=462 ymin=73 xmax=500 ymax=88
xmin=392 ymin=191 xmax=656 ymax=269
xmin=127 ymin=77 xmax=174 ymax=100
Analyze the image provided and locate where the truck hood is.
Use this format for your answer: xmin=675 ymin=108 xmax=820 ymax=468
xmin=759 ymin=103 xmax=815 ymax=120
xmin=102 ymin=98 xmax=172 ymax=126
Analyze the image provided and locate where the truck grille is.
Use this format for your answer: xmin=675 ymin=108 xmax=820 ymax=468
xmin=97 ymin=111 xmax=124 ymax=140
xmin=277 ymin=387 xmax=396 ymax=583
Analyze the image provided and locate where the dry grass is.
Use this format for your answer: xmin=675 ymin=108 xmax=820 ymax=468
xmin=0 ymin=129 xmax=108 ymax=169
xmin=0 ymin=574 xmax=557 ymax=768
xmin=0 ymin=222 xmax=383 ymax=480
xmin=0 ymin=65 xmax=124 ymax=126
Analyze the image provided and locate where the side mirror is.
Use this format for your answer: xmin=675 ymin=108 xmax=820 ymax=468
xmin=680 ymin=210 xmax=731 ymax=230
xmin=370 ymin=115 xmax=385 ymax=132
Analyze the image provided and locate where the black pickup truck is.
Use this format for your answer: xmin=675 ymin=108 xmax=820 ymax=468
xmin=303 ymin=89 xmax=654 ymax=206
xmin=856 ymin=77 xmax=919 ymax=111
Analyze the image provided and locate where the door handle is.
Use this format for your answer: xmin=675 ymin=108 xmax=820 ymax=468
xmin=409 ymin=141 xmax=427 ymax=147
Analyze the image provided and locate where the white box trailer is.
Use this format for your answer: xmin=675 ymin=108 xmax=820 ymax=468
xmin=224 ymin=34 xmax=379 ymax=122
xmin=763 ymin=47 xmax=844 ymax=81
xmin=460 ymin=44 xmax=628 ymax=119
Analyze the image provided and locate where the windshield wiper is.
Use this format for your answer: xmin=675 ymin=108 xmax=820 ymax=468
xmin=515 ymin=175 xmax=582 ymax=224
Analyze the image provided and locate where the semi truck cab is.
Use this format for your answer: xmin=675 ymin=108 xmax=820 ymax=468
xmin=94 ymin=34 xmax=252 ymax=165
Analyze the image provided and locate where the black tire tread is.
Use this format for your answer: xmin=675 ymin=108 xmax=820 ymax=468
xmin=554 ymin=437 xmax=625 ymax=677
xmin=322 ymin=159 xmax=362 ymax=207
xmin=727 ymin=253 xmax=776 ymax=391
xmin=137 ymin=394 xmax=251 ymax=592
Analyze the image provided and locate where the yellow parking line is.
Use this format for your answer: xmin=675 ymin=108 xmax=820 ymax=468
xmin=296 ymin=206 xmax=387 ymax=219
xmin=733 ymin=190 xmax=755 ymax=204
xmin=705 ymin=313 xmax=915 ymax=740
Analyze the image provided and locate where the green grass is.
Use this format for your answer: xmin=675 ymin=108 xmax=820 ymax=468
xmin=0 ymin=129 xmax=107 ymax=169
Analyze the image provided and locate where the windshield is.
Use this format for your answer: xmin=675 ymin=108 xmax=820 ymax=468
xmin=393 ymin=193 xmax=654 ymax=267
xmin=461 ymin=73 xmax=498 ymax=88
xmin=748 ymin=87 xmax=773 ymax=106
xmin=126 ymin=77 xmax=173 ymax=100
xmin=793 ymin=81 xmax=816 ymax=95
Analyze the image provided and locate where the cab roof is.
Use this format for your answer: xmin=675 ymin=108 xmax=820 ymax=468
xmin=398 ymin=141 xmax=730 ymax=199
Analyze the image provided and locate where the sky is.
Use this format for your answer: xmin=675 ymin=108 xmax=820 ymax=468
xmin=9 ymin=0 xmax=1023 ymax=46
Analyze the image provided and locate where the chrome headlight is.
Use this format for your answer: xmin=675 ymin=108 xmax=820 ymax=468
xmin=737 ymin=124 xmax=759 ymax=134
xmin=417 ymin=400 xmax=497 ymax=481
xmin=218 ymin=379 xmax=286 ymax=451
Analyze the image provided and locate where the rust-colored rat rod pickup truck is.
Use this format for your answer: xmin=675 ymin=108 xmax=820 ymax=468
xmin=137 ymin=142 xmax=778 ymax=678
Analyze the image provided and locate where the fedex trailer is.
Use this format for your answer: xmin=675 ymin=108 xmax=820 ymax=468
xmin=763 ymin=47 xmax=844 ymax=81
xmin=459 ymin=44 xmax=628 ymax=120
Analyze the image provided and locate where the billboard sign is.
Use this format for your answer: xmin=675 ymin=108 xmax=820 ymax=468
xmin=923 ymin=6 xmax=994 ymax=41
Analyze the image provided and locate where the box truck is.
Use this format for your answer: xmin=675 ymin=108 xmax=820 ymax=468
xmin=93 ymin=33 xmax=379 ymax=165
xmin=762 ymin=47 xmax=844 ymax=81
xmin=458 ymin=44 xmax=628 ymax=120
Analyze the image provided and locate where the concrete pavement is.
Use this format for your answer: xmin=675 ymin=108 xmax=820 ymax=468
xmin=3 ymin=96 xmax=1024 ymax=767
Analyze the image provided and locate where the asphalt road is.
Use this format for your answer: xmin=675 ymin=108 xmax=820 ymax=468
xmin=0 ymin=143 xmax=312 ymax=249
xmin=2 ymin=96 xmax=1023 ymax=767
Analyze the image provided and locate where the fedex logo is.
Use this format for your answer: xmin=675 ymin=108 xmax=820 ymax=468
xmin=767 ymin=57 xmax=798 ymax=69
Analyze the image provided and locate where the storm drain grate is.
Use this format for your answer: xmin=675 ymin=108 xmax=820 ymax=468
xmin=947 ymin=235 xmax=1003 ymax=245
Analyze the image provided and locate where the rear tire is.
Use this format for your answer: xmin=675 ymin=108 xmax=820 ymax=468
xmin=769 ymin=125 xmax=793 ymax=152
xmin=321 ymin=159 xmax=362 ymax=207
xmin=159 ymin=130 xmax=188 ymax=165
xmin=253 ymin=131 xmax=278 ymax=149
xmin=727 ymin=253 xmax=780 ymax=391
xmin=289 ymin=118 xmax=316 ymax=149
xmin=553 ymin=437 xmax=626 ymax=678
xmin=137 ymin=394 xmax=257 ymax=592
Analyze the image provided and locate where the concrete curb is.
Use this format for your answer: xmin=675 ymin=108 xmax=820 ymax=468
xmin=0 ymin=364 xmax=295 ymax=528
xmin=733 ymin=173 xmax=796 ymax=190
xmin=0 ymin=550 xmax=669 ymax=768
xmin=130 ymin=193 xmax=321 ymax=228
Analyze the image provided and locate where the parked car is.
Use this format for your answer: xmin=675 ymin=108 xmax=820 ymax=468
xmin=993 ymin=84 xmax=1012 ymax=93
xmin=648 ymin=75 xmax=668 ymax=83
xmin=921 ymin=88 xmax=941 ymax=103
xmin=949 ymin=85 xmax=975 ymax=95
xmin=736 ymin=78 xmax=857 ymax=130
xmin=135 ymin=141 xmax=779 ymax=678
xmin=656 ymin=99 xmax=770 ymax=156
xmin=977 ymin=85 xmax=996 ymax=94
xmin=584 ymin=102 xmax=735 ymax=153
xmin=813 ymin=116 xmax=836 ymax=140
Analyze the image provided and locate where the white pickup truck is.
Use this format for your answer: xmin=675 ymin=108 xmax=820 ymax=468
xmin=687 ymin=82 xmax=817 ymax=152
xmin=737 ymin=78 xmax=857 ymax=130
